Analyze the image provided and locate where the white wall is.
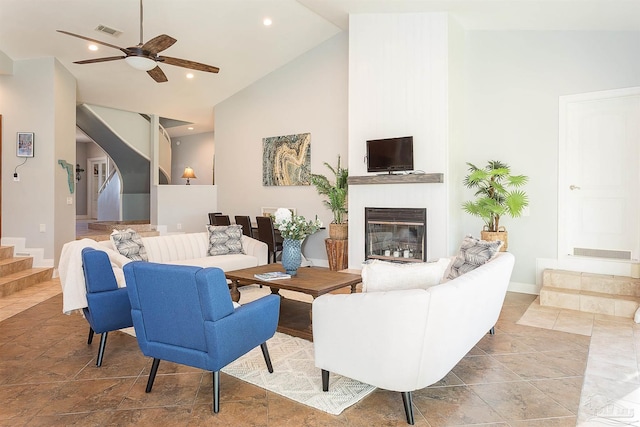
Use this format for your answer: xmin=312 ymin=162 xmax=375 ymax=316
xmin=156 ymin=185 xmax=217 ymax=233
xmin=462 ymin=31 xmax=640 ymax=288
xmin=53 ymin=59 xmax=77 ymax=265
xmin=170 ymin=132 xmax=214 ymax=185
xmin=214 ymin=32 xmax=348 ymax=264
xmin=348 ymin=13 xmax=451 ymax=266
xmin=0 ymin=57 xmax=76 ymax=264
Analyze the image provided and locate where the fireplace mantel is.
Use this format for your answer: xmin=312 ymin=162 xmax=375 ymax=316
xmin=348 ymin=173 xmax=443 ymax=185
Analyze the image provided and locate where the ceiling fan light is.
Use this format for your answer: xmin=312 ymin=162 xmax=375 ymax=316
xmin=124 ymin=56 xmax=156 ymax=71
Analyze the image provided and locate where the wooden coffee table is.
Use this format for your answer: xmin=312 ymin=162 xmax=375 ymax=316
xmin=225 ymin=264 xmax=361 ymax=341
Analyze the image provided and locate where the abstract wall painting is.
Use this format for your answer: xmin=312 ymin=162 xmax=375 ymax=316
xmin=262 ymin=133 xmax=311 ymax=186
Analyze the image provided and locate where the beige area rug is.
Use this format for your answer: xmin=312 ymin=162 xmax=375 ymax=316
xmin=123 ymin=284 xmax=376 ymax=415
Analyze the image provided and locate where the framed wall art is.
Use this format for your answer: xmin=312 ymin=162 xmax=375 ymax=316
xmin=262 ymin=132 xmax=311 ymax=186
xmin=16 ymin=132 xmax=34 ymax=157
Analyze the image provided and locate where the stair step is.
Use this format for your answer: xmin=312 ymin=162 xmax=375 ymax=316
xmin=0 ymin=246 xmax=14 ymax=260
xmin=540 ymin=285 xmax=640 ymax=318
xmin=78 ymin=230 xmax=160 ymax=242
xmin=0 ymin=267 xmax=54 ymax=298
xmin=542 ymin=269 xmax=640 ymax=297
xmin=0 ymin=257 xmax=33 ymax=277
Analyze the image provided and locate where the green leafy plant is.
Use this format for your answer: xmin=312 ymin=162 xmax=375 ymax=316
xmin=462 ymin=160 xmax=529 ymax=232
xmin=310 ymin=156 xmax=348 ymax=224
xmin=273 ymin=208 xmax=322 ymax=240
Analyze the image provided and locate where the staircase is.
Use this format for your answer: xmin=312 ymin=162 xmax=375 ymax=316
xmin=0 ymin=246 xmax=54 ymax=297
xmin=77 ymin=221 xmax=159 ymax=242
xmin=540 ymin=269 xmax=640 ymax=318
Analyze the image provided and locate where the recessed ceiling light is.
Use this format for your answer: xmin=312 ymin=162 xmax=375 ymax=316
xmin=88 ymin=44 xmax=98 ymax=51
xmin=186 ymin=73 xmax=194 ymax=79
xmin=187 ymin=127 xmax=194 ymax=131
xmin=263 ymin=17 xmax=272 ymax=26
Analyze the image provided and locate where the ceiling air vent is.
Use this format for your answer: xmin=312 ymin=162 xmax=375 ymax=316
xmin=94 ymin=25 xmax=122 ymax=37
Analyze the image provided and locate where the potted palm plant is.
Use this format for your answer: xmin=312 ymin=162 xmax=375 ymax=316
xmin=462 ymin=160 xmax=529 ymax=251
xmin=310 ymin=156 xmax=349 ymax=240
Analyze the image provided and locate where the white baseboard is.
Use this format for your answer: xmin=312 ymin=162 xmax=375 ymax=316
xmin=508 ymin=281 xmax=539 ymax=295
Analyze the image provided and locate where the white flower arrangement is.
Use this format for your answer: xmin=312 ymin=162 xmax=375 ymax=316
xmin=273 ymin=208 xmax=322 ymax=240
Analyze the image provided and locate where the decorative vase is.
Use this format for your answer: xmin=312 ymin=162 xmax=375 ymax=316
xmin=329 ymin=223 xmax=348 ymax=240
xmin=282 ymin=238 xmax=303 ymax=276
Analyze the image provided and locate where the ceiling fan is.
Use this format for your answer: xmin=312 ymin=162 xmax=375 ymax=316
xmin=57 ymin=0 xmax=219 ymax=83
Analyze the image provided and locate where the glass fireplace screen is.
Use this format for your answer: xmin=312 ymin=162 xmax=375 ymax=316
xmin=365 ymin=207 xmax=426 ymax=263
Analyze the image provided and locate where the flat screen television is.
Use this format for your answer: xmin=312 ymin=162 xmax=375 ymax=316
xmin=366 ymin=136 xmax=414 ymax=174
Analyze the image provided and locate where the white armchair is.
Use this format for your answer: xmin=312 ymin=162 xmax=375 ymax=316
xmin=312 ymin=252 xmax=515 ymax=424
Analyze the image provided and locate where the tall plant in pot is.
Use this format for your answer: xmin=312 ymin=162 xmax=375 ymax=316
xmin=310 ymin=156 xmax=349 ymax=240
xmin=462 ymin=160 xmax=529 ymax=251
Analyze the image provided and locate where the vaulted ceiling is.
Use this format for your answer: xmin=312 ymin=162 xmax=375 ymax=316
xmin=1 ymin=0 xmax=638 ymax=137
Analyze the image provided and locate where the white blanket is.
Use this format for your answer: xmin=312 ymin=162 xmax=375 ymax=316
xmin=58 ymin=238 xmax=132 ymax=315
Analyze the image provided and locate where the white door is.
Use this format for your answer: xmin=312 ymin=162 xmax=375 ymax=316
xmin=559 ymin=87 xmax=640 ymax=261
xmin=88 ymin=157 xmax=107 ymax=220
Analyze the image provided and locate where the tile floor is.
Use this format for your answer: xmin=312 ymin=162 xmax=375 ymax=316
xmin=0 ymin=282 xmax=638 ymax=426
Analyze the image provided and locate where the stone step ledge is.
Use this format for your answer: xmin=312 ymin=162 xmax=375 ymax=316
xmin=540 ymin=285 xmax=640 ymax=318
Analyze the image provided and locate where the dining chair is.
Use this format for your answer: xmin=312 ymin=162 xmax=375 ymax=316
xmin=256 ymin=216 xmax=283 ymax=264
xmin=81 ymin=247 xmax=133 ymax=367
xmin=234 ymin=215 xmax=253 ymax=238
xmin=213 ymin=215 xmax=231 ymax=226
xmin=207 ymin=212 xmax=222 ymax=225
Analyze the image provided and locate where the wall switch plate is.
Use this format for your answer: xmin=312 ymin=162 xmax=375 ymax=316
xmin=39 ymin=224 xmax=46 ymax=233
xmin=177 ymin=223 xmax=182 ymax=230
xmin=522 ymin=206 xmax=531 ymax=217
xmin=66 ymin=197 xmax=73 ymax=205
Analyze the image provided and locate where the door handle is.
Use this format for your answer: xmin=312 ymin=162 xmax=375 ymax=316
xmin=569 ymin=185 xmax=581 ymax=190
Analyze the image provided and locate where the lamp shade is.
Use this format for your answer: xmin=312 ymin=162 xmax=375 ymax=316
xmin=124 ymin=56 xmax=157 ymax=71
xmin=182 ymin=167 xmax=197 ymax=185
xmin=181 ymin=167 xmax=197 ymax=179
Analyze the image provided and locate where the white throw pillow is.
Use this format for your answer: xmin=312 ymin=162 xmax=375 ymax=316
xmin=110 ymin=228 xmax=148 ymax=261
xmin=361 ymin=258 xmax=451 ymax=292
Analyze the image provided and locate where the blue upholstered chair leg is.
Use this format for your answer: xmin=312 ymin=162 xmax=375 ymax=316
xmin=260 ymin=343 xmax=274 ymax=373
xmin=146 ymin=358 xmax=161 ymax=393
xmin=96 ymin=332 xmax=109 ymax=367
xmin=401 ymin=391 xmax=415 ymax=425
xmin=87 ymin=327 xmax=94 ymax=345
xmin=213 ymin=371 xmax=220 ymax=413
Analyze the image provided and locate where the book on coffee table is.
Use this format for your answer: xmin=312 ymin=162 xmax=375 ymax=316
xmin=254 ymin=271 xmax=291 ymax=281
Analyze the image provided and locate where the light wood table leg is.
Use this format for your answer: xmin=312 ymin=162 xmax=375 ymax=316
xmin=229 ymin=279 xmax=240 ymax=303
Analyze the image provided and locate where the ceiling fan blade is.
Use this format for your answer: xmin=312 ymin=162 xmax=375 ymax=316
xmin=73 ymin=56 xmax=126 ymax=64
xmin=159 ymin=56 xmax=220 ymax=73
xmin=142 ymin=34 xmax=177 ymax=54
xmin=147 ymin=66 xmax=168 ymax=83
xmin=57 ymin=30 xmax=128 ymax=54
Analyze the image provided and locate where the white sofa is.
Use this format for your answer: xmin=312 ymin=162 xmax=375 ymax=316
xmin=312 ymin=252 xmax=515 ymax=424
xmin=59 ymin=232 xmax=268 ymax=314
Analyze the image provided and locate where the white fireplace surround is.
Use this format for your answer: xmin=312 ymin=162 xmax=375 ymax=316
xmin=347 ymin=13 xmax=452 ymax=268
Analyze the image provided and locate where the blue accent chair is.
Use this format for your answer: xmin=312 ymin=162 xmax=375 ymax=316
xmin=81 ymin=247 xmax=134 ymax=367
xmin=123 ymin=261 xmax=280 ymax=413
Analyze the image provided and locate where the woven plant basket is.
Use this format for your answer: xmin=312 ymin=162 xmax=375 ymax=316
xmin=329 ymin=223 xmax=348 ymax=240
xmin=480 ymin=226 xmax=508 ymax=252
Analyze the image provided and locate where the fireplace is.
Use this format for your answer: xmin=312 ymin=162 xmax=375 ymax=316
xmin=365 ymin=207 xmax=427 ymax=263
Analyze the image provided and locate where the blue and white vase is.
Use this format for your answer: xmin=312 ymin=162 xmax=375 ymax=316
xmin=282 ymin=238 xmax=303 ymax=276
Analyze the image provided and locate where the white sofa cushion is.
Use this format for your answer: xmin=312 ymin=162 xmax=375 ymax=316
xmin=110 ymin=228 xmax=148 ymax=261
xmin=362 ymin=258 xmax=451 ymax=292
xmin=446 ymin=235 xmax=502 ymax=280
xmin=206 ymin=225 xmax=244 ymax=256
